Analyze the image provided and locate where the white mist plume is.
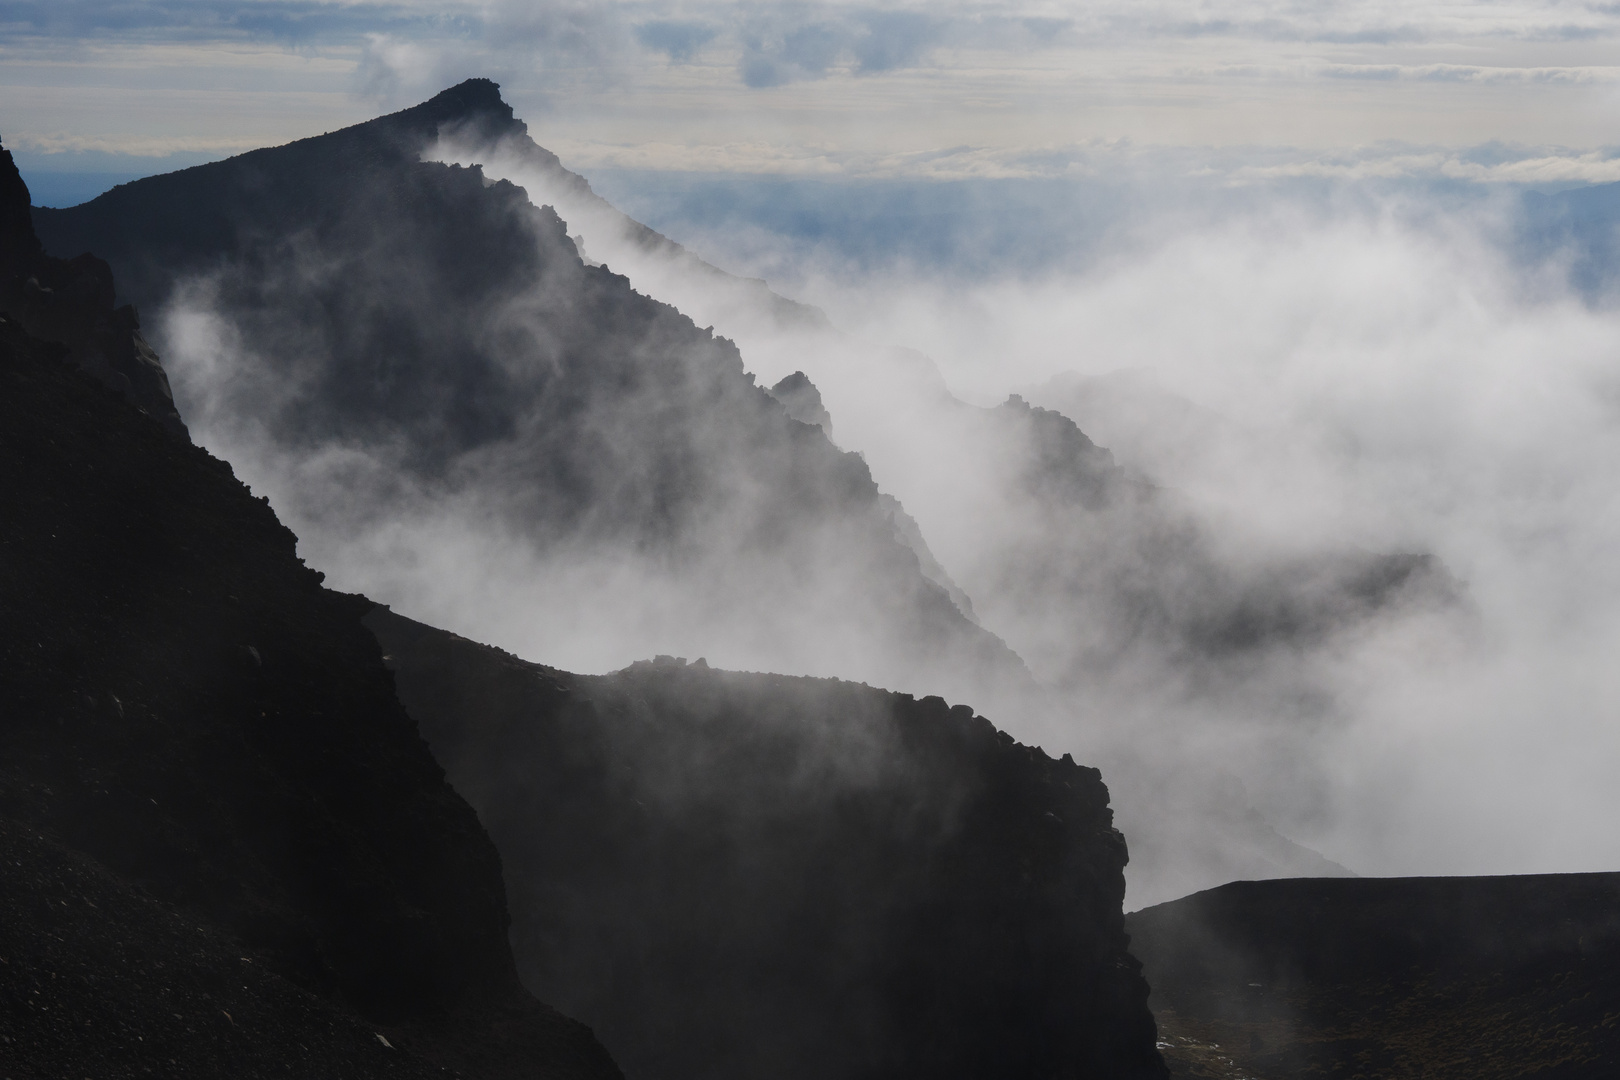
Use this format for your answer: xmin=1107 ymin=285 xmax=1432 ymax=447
xmin=793 ymin=201 xmax=1620 ymax=891
xmin=154 ymin=164 xmax=1025 ymax=734
xmin=432 ymin=130 xmax=1620 ymax=904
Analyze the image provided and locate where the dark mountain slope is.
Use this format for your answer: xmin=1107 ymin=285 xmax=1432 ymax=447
xmin=365 ymin=605 xmax=1169 ymax=1080
xmin=0 ymin=151 xmax=619 ymax=1078
xmin=32 ymin=79 xmax=1025 ymax=704
xmin=1128 ymin=874 xmax=1620 ymax=1079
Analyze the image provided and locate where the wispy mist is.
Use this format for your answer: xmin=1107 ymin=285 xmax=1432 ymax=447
xmin=596 ymin=171 xmax=1620 ymax=891
xmin=131 ymin=119 xmax=1024 ymax=741
xmin=437 ymin=130 xmax=1620 ymax=902
xmin=73 ymin=81 xmax=1609 ymax=908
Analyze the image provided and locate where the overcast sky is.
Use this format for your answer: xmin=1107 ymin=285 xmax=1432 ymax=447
xmin=4 ymin=0 xmax=1620 ymax=184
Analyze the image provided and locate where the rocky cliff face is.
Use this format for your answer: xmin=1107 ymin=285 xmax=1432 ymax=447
xmin=2 ymin=146 xmax=185 ymax=438
xmin=1128 ymin=874 xmax=1620 ymax=1079
xmin=0 ymin=146 xmax=620 ymax=1079
xmin=31 ymin=79 xmax=1027 ymax=707
xmin=366 ymin=605 xmax=1169 ymax=1080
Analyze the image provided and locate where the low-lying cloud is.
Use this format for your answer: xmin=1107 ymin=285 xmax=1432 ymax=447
xmin=483 ymin=139 xmax=1620 ymax=901
xmin=653 ymin=179 xmax=1620 ymax=886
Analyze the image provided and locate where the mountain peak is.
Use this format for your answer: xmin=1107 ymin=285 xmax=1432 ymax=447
xmin=0 ymin=142 xmax=44 ymax=273
xmin=373 ymin=77 xmax=521 ymax=145
xmin=420 ymin=77 xmax=511 ymax=122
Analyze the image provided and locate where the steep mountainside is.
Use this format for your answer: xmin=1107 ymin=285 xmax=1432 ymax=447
xmin=365 ymin=605 xmax=1169 ymax=1080
xmin=0 ymin=148 xmax=620 ymax=1079
xmin=32 ymin=79 xmax=1024 ymax=706
xmin=1129 ymin=875 xmax=1620 ymax=1079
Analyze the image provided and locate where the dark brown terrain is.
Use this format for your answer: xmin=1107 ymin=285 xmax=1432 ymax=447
xmin=1129 ymin=875 xmax=1620 ymax=1079
xmin=366 ymin=606 xmax=1170 ymax=1080
xmin=0 ymin=143 xmax=620 ymax=1080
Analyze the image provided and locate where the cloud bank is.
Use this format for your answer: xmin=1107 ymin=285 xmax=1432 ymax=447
xmin=465 ymin=130 xmax=1620 ymax=901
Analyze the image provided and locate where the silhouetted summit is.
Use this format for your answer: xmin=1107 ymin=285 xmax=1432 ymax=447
xmin=33 ymin=80 xmax=1026 ymax=702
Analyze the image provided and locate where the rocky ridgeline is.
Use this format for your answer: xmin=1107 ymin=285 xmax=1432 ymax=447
xmin=0 ymin=144 xmax=619 ymax=1079
xmin=31 ymin=79 xmax=1027 ymax=705
xmin=366 ymin=606 xmax=1169 ymax=1080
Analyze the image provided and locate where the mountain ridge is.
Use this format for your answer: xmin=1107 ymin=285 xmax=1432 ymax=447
xmin=31 ymin=80 xmax=1030 ymax=707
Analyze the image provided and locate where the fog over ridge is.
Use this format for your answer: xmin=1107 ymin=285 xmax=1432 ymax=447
xmin=434 ymin=113 xmax=1620 ymax=900
xmin=38 ymin=79 xmax=1620 ymax=907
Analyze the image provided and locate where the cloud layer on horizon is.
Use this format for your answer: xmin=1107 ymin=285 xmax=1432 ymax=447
xmin=6 ymin=0 xmax=1620 ymax=176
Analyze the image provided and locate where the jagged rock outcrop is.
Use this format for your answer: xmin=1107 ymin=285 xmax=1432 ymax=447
xmin=2 ymin=145 xmax=185 ymax=437
xmin=0 ymin=150 xmax=620 ymax=1078
xmin=976 ymin=393 xmax=1457 ymax=680
xmin=768 ymin=369 xmax=835 ymax=437
xmin=1129 ymin=874 xmax=1620 ymax=1079
xmin=366 ymin=605 xmax=1170 ymax=1080
xmin=32 ymin=79 xmax=1027 ymax=705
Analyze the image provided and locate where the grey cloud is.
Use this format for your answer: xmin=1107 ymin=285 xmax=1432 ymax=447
xmin=740 ymin=19 xmax=849 ymax=87
xmin=737 ymin=7 xmax=945 ymax=87
xmin=1322 ymin=64 xmax=1403 ymax=81
xmin=1107 ymin=15 xmax=1427 ymax=46
xmin=635 ymin=19 xmax=719 ymax=62
xmin=851 ymin=11 xmax=940 ymax=74
xmin=1020 ymin=16 xmax=1070 ymax=42
xmin=357 ymin=3 xmax=637 ymax=106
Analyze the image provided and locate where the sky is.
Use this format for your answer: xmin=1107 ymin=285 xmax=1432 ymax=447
xmin=5 ymin=0 xmax=1620 ymax=196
